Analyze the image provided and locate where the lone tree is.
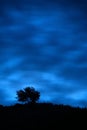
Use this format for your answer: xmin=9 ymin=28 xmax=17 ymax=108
xmin=16 ymin=86 xmax=40 ymax=104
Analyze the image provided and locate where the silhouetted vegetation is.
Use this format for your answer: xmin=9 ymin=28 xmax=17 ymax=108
xmin=0 ymin=102 xmax=87 ymax=129
xmin=0 ymin=87 xmax=87 ymax=129
xmin=16 ymin=86 xmax=40 ymax=104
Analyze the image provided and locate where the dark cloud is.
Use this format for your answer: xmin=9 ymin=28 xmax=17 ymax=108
xmin=0 ymin=0 xmax=87 ymax=107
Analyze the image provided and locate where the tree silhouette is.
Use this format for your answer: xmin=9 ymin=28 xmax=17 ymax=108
xmin=16 ymin=90 xmax=27 ymax=103
xmin=16 ymin=86 xmax=40 ymax=104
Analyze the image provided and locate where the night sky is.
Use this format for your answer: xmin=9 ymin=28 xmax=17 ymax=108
xmin=0 ymin=0 xmax=87 ymax=107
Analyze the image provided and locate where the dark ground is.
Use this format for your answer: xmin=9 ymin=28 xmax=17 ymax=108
xmin=0 ymin=103 xmax=87 ymax=129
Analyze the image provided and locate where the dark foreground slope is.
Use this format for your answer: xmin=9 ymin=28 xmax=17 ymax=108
xmin=0 ymin=103 xmax=87 ymax=129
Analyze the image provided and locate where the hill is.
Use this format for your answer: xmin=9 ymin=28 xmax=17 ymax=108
xmin=0 ymin=103 xmax=87 ymax=129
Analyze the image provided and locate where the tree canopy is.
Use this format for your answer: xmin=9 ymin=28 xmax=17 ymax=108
xmin=16 ymin=86 xmax=40 ymax=104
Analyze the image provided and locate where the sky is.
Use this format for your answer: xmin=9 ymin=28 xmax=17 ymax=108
xmin=0 ymin=0 xmax=87 ymax=107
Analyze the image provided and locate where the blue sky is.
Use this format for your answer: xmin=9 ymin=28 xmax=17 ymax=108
xmin=0 ymin=0 xmax=87 ymax=107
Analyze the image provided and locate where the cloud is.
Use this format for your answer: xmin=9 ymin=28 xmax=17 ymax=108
xmin=0 ymin=0 xmax=87 ymax=107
